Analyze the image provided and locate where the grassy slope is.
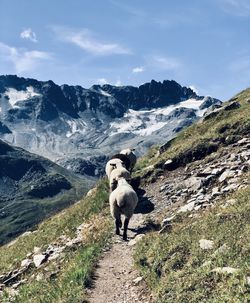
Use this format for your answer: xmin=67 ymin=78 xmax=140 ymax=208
xmin=134 ymin=187 xmax=250 ymax=303
xmin=0 ymin=179 xmax=113 ymax=303
xmin=133 ymin=89 xmax=250 ymax=302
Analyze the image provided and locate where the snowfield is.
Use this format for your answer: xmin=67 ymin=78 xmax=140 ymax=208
xmin=5 ymin=86 xmax=41 ymax=108
xmin=109 ymin=97 xmax=207 ymax=136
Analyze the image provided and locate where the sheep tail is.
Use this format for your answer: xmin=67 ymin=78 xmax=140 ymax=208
xmin=116 ymin=196 xmax=126 ymax=208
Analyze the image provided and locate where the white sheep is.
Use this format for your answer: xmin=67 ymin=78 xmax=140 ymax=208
xmin=109 ymin=166 xmax=131 ymax=192
xmin=109 ymin=177 xmax=138 ymax=240
xmin=105 ymin=158 xmax=125 ymax=179
xmin=120 ymin=148 xmax=137 ymax=173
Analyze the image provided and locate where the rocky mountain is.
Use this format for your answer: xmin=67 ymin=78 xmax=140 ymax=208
xmin=0 ymin=139 xmax=93 ymax=245
xmin=0 ymin=75 xmax=221 ymax=176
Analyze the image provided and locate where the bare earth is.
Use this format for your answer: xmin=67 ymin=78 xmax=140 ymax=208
xmin=87 ymin=213 xmax=154 ymax=303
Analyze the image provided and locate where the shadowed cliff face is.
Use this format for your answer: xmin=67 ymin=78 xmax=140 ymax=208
xmin=0 ymin=75 xmax=221 ymax=176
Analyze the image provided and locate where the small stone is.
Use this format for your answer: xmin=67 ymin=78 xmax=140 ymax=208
xmin=162 ymin=215 xmax=176 ymax=225
xmin=212 ymin=267 xmax=239 ymax=274
xmin=237 ymin=138 xmax=249 ymax=145
xmin=20 ymin=259 xmax=32 ymax=268
xmin=128 ymin=234 xmax=145 ymax=246
xmin=36 ymin=273 xmax=44 ymax=281
xmin=218 ymin=170 xmax=235 ymax=183
xmin=12 ymin=280 xmax=25 ymax=289
xmin=184 ymin=176 xmax=204 ymax=191
xmin=211 ymin=167 xmax=225 ymax=176
xmin=213 ymin=244 xmax=229 ymax=256
xmin=178 ymin=201 xmax=195 ymax=213
xmin=199 ymin=239 xmax=214 ymax=250
xmin=33 ymin=254 xmax=47 ymax=267
xmin=133 ymin=276 xmax=143 ymax=285
xmin=33 ymin=247 xmax=41 ymax=254
xmin=222 ymin=183 xmax=239 ymax=192
xmin=86 ymin=187 xmax=97 ymax=197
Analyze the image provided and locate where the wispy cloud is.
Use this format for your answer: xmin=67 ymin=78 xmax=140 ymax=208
xmin=149 ymin=55 xmax=182 ymax=71
xmin=0 ymin=42 xmax=51 ymax=73
xmin=52 ymin=26 xmax=131 ymax=56
xmin=20 ymin=28 xmax=38 ymax=43
xmin=97 ymin=78 xmax=108 ymax=85
xmin=219 ymin=0 xmax=250 ymax=17
xmin=115 ymin=79 xmax=122 ymax=86
xmin=132 ymin=66 xmax=144 ymax=73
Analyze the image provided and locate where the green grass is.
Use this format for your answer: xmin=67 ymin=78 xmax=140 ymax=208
xmin=0 ymin=178 xmax=110 ymax=273
xmin=134 ymin=187 xmax=250 ymax=303
xmin=0 ymin=178 xmax=113 ymax=302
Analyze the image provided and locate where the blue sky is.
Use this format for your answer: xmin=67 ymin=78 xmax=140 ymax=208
xmin=0 ymin=0 xmax=249 ymax=100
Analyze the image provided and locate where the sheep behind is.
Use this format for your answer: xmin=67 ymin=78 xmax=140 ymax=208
xmin=105 ymin=158 xmax=125 ymax=179
xmin=109 ymin=167 xmax=131 ymax=192
xmin=109 ymin=178 xmax=138 ymax=240
xmin=110 ymin=153 xmax=131 ymax=171
xmin=120 ymin=148 xmax=137 ymax=173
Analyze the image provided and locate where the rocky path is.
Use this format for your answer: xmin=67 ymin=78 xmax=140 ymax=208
xmin=87 ymin=136 xmax=250 ymax=303
xmin=87 ymin=213 xmax=153 ymax=303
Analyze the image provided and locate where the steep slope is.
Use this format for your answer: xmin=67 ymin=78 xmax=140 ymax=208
xmin=132 ymin=88 xmax=250 ymax=303
xmin=0 ymin=139 xmax=93 ymax=245
xmin=0 ymin=75 xmax=221 ymax=176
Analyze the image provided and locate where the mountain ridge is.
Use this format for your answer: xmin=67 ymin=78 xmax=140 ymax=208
xmin=0 ymin=75 xmax=221 ymax=177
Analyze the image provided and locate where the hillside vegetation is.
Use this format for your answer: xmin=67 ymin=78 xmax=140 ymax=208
xmin=133 ymin=88 xmax=250 ymax=302
xmin=0 ymin=88 xmax=249 ymax=302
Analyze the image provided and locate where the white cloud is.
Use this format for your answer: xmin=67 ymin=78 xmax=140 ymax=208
xmin=219 ymin=0 xmax=250 ymax=17
xmin=98 ymin=78 xmax=108 ymax=85
xmin=20 ymin=28 xmax=37 ymax=43
xmin=0 ymin=42 xmax=51 ymax=73
xmin=52 ymin=26 xmax=131 ymax=56
xmin=189 ymin=85 xmax=199 ymax=94
xmin=132 ymin=66 xmax=144 ymax=73
xmin=150 ymin=55 xmax=181 ymax=71
xmin=115 ymin=79 xmax=122 ymax=86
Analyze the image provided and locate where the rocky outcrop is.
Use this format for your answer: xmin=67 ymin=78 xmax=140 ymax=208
xmin=144 ymin=136 xmax=250 ymax=228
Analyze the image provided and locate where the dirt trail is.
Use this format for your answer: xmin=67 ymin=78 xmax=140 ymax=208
xmin=87 ymin=212 xmax=153 ymax=303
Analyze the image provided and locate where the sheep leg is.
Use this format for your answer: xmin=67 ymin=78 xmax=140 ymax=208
xmin=123 ymin=218 xmax=130 ymax=241
xmin=115 ymin=218 xmax=121 ymax=235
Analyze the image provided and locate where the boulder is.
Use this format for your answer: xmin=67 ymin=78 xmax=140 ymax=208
xmin=199 ymin=239 xmax=214 ymax=250
xmin=33 ymin=254 xmax=48 ymax=268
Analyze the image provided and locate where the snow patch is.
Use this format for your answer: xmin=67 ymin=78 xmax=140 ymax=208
xmin=5 ymin=86 xmax=40 ymax=108
xmin=110 ymin=97 xmax=206 ymax=136
xmin=65 ymin=119 xmax=87 ymax=138
xmin=99 ymin=89 xmax=112 ymax=97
